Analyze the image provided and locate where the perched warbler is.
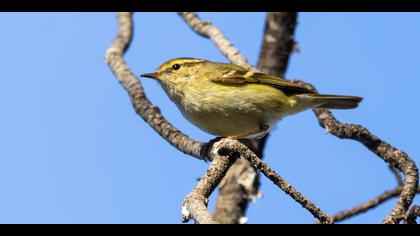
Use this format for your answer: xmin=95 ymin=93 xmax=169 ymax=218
xmin=141 ymin=58 xmax=362 ymax=139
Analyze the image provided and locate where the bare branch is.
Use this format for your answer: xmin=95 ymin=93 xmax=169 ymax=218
xmin=314 ymin=109 xmax=419 ymax=224
xmin=216 ymin=139 xmax=333 ymax=224
xmin=213 ymin=158 xmax=260 ymax=224
xmin=330 ymin=187 xmax=420 ymax=223
xmin=288 ymin=80 xmax=419 ymax=224
xmin=390 ymin=166 xmax=404 ymax=186
xmin=404 ymin=205 xmax=420 ymax=224
xmin=182 ymin=137 xmax=329 ymax=224
xmin=105 ymin=12 xmax=205 ymax=160
xmin=182 ymin=140 xmax=237 ymax=224
xmin=257 ymin=12 xmax=298 ymax=77
xmin=332 ymin=188 xmax=401 ymax=223
xmin=178 ymin=12 xmax=254 ymax=70
xmin=213 ymin=137 xmax=268 ymax=223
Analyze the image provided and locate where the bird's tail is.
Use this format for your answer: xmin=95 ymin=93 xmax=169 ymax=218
xmin=307 ymin=94 xmax=363 ymax=109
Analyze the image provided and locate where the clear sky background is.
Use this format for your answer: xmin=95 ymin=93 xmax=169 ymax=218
xmin=0 ymin=12 xmax=419 ymax=224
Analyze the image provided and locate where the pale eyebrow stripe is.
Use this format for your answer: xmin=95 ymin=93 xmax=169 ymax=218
xmin=162 ymin=61 xmax=205 ymax=73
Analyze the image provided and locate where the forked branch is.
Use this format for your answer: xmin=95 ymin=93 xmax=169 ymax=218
xmin=314 ymin=109 xmax=418 ymax=224
xmin=182 ymin=140 xmax=238 ymax=224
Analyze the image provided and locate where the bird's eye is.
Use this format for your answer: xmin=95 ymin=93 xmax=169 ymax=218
xmin=172 ymin=64 xmax=181 ymax=70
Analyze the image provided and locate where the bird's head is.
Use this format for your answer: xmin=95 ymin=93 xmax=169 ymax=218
xmin=141 ymin=58 xmax=207 ymax=88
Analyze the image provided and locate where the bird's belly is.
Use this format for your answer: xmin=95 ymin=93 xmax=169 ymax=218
xmin=185 ymin=110 xmax=261 ymax=137
xmin=177 ymin=84 xmax=291 ymax=137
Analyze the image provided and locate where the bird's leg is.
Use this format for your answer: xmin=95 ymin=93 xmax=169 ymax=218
xmin=227 ymin=123 xmax=269 ymax=140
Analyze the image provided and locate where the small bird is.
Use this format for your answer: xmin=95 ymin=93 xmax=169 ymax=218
xmin=141 ymin=58 xmax=362 ymax=139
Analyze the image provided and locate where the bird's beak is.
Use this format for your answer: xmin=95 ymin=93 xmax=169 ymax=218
xmin=140 ymin=72 xmax=159 ymax=80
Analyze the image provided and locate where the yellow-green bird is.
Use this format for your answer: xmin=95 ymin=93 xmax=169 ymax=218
xmin=141 ymin=58 xmax=362 ymax=139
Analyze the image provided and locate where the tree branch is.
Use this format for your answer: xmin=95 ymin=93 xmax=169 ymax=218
xmin=314 ymin=108 xmax=419 ymax=224
xmin=216 ymin=139 xmax=333 ymax=224
xmin=178 ymin=12 xmax=254 ymax=70
xmin=257 ymin=12 xmax=298 ymax=77
xmin=181 ymin=140 xmax=237 ymax=224
xmin=390 ymin=166 xmax=404 ymax=186
xmin=105 ymin=12 xmax=205 ymax=160
xmin=289 ymin=80 xmax=419 ymax=224
xmin=213 ymin=157 xmax=260 ymax=224
xmin=183 ymin=137 xmax=333 ymax=224
xmin=330 ymin=186 xmax=420 ymax=223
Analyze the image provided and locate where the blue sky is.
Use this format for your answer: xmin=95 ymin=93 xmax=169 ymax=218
xmin=0 ymin=12 xmax=418 ymax=224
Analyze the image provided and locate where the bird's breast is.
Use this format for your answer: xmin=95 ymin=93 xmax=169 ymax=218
xmin=169 ymin=82 xmax=292 ymax=137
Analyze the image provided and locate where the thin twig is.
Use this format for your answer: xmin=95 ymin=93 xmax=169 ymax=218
xmin=390 ymin=166 xmax=403 ymax=186
xmin=332 ymin=188 xmax=401 ymax=223
xmin=330 ymin=187 xmax=420 ymax=223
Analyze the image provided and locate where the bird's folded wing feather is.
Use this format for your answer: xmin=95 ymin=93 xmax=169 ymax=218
xmin=210 ymin=70 xmax=314 ymax=94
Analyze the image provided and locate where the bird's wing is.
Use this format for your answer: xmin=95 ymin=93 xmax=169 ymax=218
xmin=210 ymin=69 xmax=314 ymax=95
